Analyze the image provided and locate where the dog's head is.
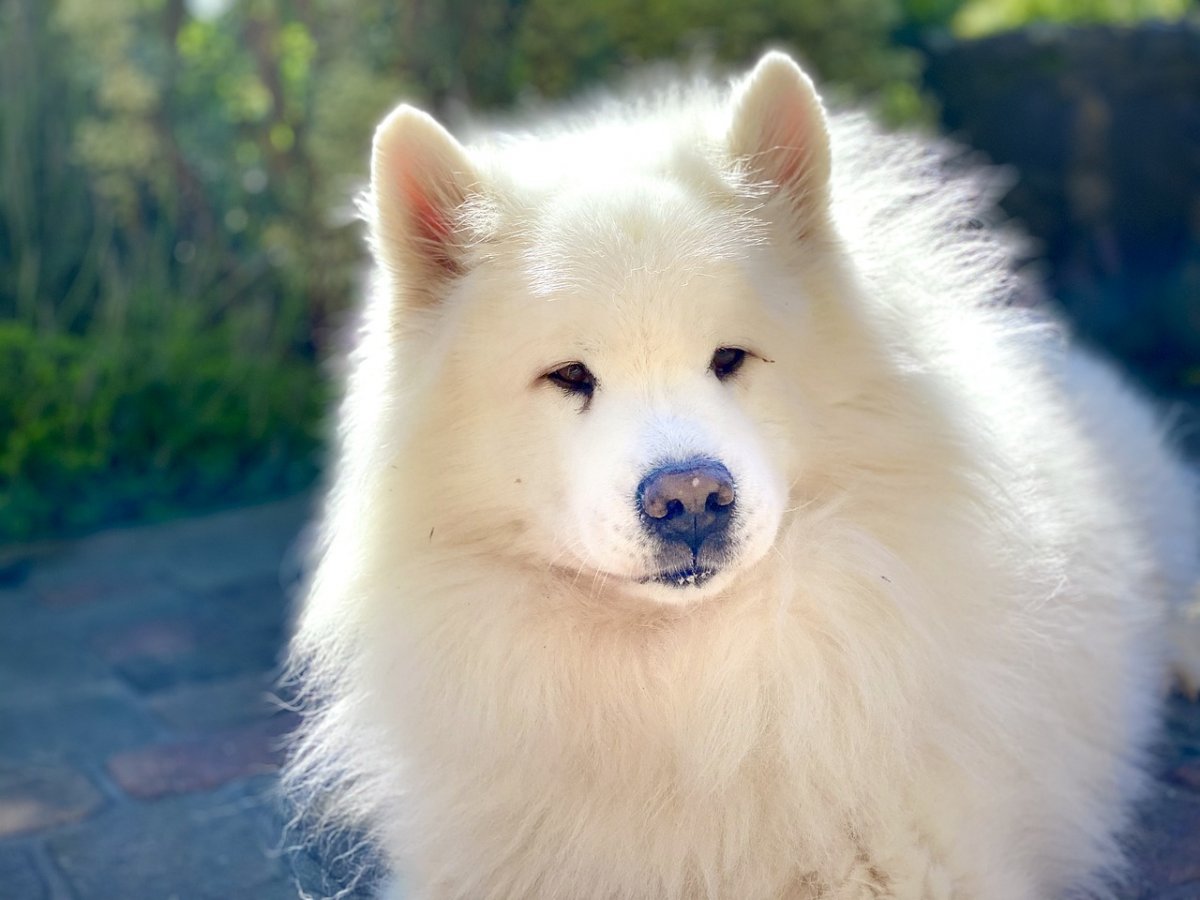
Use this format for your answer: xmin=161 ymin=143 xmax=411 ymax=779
xmin=367 ymin=53 xmax=846 ymax=605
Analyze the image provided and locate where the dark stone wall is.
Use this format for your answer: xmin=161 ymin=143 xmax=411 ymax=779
xmin=922 ymin=23 xmax=1200 ymax=397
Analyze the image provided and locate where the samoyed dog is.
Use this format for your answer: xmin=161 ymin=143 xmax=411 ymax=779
xmin=287 ymin=52 xmax=1200 ymax=899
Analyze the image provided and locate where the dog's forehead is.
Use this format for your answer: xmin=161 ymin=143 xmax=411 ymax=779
xmin=519 ymin=176 xmax=754 ymax=303
xmin=497 ymin=257 xmax=753 ymax=376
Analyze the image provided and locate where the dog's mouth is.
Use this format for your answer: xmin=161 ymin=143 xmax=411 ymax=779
xmin=642 ymin=565 xmax=718 ymax=588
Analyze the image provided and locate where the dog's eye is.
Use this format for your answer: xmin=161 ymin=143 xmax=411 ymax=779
xmin=546 ymin=362 xmax=596 ymax=397
xmin=710 ymin=347 xmax=747 ymax=380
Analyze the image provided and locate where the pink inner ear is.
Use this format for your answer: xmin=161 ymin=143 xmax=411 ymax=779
xmin=761 ymin=109 xmax=810 ymax=190
xmin=401 ymin=172 xmax=463 ymax=276
xmin=768 ymin=141 xmax=805 ymax=190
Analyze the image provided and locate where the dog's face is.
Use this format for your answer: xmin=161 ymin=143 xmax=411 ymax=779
xmin=459 ymin=192 xmax=794 ymax=604
xmin=370 ymin=54 xmax=835 ymax=605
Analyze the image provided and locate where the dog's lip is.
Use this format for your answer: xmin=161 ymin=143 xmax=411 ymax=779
xmin=641 ymin=565 xmax=718 ymax=588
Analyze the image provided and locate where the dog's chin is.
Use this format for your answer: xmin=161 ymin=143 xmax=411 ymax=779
xmin=625 ymin=563 xmax=738 ymax=606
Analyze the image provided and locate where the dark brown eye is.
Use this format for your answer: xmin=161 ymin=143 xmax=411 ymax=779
xmin=710 ymin=347 xmax=747 ymax=380
xmin=546 ymin=362 xmax=596 ymax=397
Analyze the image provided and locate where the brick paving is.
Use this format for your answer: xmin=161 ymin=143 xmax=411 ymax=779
xmin=0 ymin=496 xmax=1197 ymax=898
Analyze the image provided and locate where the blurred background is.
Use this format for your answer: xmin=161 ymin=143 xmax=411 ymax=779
xmin=2 ymin=0 xmax=1199 ymax=544
xmin=2 ymin=2 xmax=1200 ymax=898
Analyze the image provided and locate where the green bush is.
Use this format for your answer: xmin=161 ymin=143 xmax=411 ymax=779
xmin=0 ymin=0 xmax=341 ymax=542
xmin=0 ymin=320 xmax=323 ymax=542
xmin=951 ymin=0 xmax=1191 ymax=37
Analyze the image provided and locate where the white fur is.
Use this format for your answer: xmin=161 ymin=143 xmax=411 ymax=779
xmin=286 ymin=52 xmax=1200 ymax=899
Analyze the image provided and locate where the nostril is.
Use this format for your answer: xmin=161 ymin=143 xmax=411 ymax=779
xmin=709 ymin=483 xmax=735 ymax=509
xmin=706 ymin=488 xmax=733 ymax=512
xmin=644 ymin=494 xmax=668 ymax=519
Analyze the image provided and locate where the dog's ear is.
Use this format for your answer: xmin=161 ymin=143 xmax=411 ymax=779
xmin=370 ymin=105 xmax=479 ymax=304
xmin=729 ymin=51 xmax=831 ymax=228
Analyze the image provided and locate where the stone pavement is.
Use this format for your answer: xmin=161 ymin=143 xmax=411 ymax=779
xmin=0 ymin=496 xmax=1197 ymax=899
xmin=0 ymin=497 xmax=368 ymax=900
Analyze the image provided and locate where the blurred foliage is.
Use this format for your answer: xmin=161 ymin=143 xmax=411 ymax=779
xmin=510 ymin=0 xmax=925 ymax=120
xmin=0 ymin=321 xmax=321 ymax=538
xmin=0 ymin=0 xmax=344 ymax=541
xmin=952 ymin=0 xmax=1191 ymax=37
xmin=0 ymin=0 xmax=1195 ymax=541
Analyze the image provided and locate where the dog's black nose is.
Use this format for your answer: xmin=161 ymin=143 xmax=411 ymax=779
xmin=637 ymin=460 xmax=735 ymax=553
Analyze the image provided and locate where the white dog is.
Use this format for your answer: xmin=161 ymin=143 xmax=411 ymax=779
xmin=286 ymin=52 xmax=1200 ymax=899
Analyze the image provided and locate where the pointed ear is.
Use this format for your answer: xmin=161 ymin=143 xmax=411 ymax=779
xmin=370 ymin=104 xmax=479 ymax=304
xmin=729 ymin=52 xmax=832 ymax=227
